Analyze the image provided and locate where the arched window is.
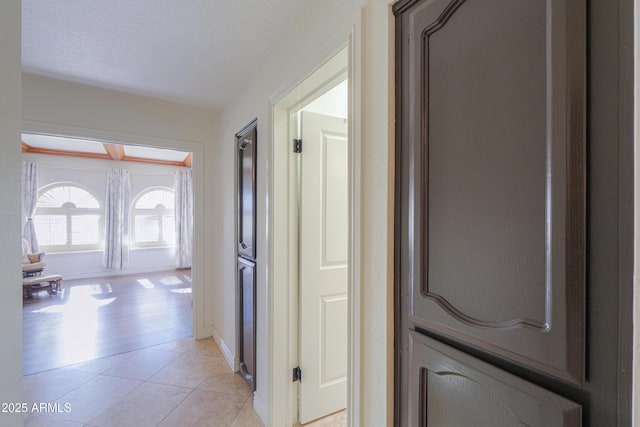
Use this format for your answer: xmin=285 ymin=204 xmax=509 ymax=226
xmin=131 ymin=187 xmax=175 ymax=248
xmin=34 ymin=183 xmax=103 ymax=252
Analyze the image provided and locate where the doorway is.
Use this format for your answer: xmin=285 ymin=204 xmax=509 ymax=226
xmin=19 ymin=128 xmax=206 ymax=373
xmin=296 ymin=81 xmax=349 ymax=424
xmin=271 ymin=44 xmax=358 ymax=426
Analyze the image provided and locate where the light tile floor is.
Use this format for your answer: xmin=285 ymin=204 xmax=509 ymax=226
xmin=23 ymin=338 xmax=264 ymax=427
xmin=302 ymin=410 xmax=347 ymax=427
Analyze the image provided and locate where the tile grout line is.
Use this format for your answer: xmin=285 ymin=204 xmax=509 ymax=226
xmin=154 ymin=385 xmax=198 ymax=426
xmin=83 ymin=375 xmax=148 ymax=425
xmin=227 ymin=395 xmax=253 ymax=427
xmin=45 ymin=374 xmax=145 ymax=425
xmin=25 ymin=347 xmax=142 ymax=378
xmin=27 ymin=371 xmax=101 ymax=418
xmin=26 ymin=338 xmax=233 ymax=426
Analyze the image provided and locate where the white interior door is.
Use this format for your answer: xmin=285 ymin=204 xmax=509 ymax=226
xmin=298 ymin=111 xmax=349 ymax=424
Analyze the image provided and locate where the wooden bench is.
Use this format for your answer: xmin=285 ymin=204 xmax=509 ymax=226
xmin=22 ymin=274 xmax=62 ymax=299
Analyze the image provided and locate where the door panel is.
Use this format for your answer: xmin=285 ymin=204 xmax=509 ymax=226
xmin=407 ymin=331 xmax=581 ymax=427
xmin=238 ymin=256 xmax=256 ymax=391
xmin=237 ymin=121 xmax=257 ymax=259
xmin=426 ymin=0 xmax=547 ymax=328
xmin=299 ymin=111 xmax=348 ymax=424
xmin=395 ymin=0 xmax=631 ymax=424
xmin=320 ymin=295 xmax=348 ymax=385
xmin=399 ymin=0 xmax=585 ymax=384
xmin=322 ymin=135 xmax=349 ymax=267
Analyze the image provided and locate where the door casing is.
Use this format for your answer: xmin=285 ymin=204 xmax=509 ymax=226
xmin=268 ymin=15 xmax=362 ymax=426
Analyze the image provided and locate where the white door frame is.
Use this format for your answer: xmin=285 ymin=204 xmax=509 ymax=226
xmin=267 ymin=14 xmax=362 ymax=427
xmin=21 ymin=120 xmax=208 ymax=339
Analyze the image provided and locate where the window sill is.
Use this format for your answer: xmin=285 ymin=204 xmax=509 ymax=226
xmin=131 ymin=246 xmax=175 ymax=251
xmin=43 ymin=249 xmax=103 ymax=255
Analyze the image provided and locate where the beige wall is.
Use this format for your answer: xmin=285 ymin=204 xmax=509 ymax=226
xmin=0 ymin=1 xmax=24 ymax=426
xmin=22 ymin=73 xmax=217 ymax=143
xmin=214 ymin=0 xmax=394 ymax=424
xmin=361 ymin=2 xmax=395 ymax=424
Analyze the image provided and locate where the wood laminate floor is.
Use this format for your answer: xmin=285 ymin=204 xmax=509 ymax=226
xmin=23 ymin=270 xmax=192 ymax=375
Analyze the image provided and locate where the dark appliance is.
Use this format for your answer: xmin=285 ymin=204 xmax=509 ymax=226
xmin=236 ymin=119 xmax=257 ymax=391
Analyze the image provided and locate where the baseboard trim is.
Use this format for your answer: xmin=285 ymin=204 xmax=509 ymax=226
xmin=212 ymin=326 xmax=236 ymax=372
xmin=253 ymin=392 xmax=268 ymax=426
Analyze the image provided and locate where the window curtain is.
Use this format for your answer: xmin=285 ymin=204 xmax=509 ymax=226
xmin=103 ymin=168 xmax=131 ymax=270
xmin=22 ymin=161 xmax=40 ymax=253
xmin=174 ymin=169 xmax=193 ymax=269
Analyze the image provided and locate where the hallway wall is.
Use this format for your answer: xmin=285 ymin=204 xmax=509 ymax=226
xmin=0 ymin=1 xmax=23 ymax=425
xmin=215 ymin=0 xmax=395 ymax=424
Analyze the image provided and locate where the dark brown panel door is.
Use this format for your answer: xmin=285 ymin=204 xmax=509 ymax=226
xmin=237 ymin=120 xmax=257 ymax=260
xmin=395 ymin=0 xmax=634 ymax=425
xmin=397 ymin=0 xmax=585 ymax=383
xmin=238 ymin=256 xmax=256 ymax=391
xmin=407 ymin=331 xmax=581 ymax=427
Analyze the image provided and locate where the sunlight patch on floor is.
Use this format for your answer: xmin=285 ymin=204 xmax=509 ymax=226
xmin=160 ymin=276 xmax=183 ymax=286
xmin=60 ymin=284 xmax=119 ymax=363
xmin=137 ymin=278 xmax=155 ymax=289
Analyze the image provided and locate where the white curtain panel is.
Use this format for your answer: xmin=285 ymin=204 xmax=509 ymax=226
xmin=174 ymin=169 xmax=193 ymax=268
xmin=103 ymin=168 xmax=131 ymax=270
xmin=22 ymin=161 xmax=40 ymax=253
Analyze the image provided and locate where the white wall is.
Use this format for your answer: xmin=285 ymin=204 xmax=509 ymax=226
xmin=22 ymin=152 xmax=187 ymax=280
xmin=214 ymin=0 xmax=394 ymax=425
xmin=0 ymin=1 xmax=23 ymax=426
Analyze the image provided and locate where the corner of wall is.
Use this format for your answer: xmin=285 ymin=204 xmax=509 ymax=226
xmin=212 ymin=325 xmax=237 ymax=371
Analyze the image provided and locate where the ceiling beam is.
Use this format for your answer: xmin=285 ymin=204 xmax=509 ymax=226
xmin=120 ymin=156 xmax=187 ymax=167
xmin=23 ymin=140 xmax=190 ymax=167
xmin=103 ymin=143 xmax=125 ymax=161
xmin=21 ymin=146 xmax=112 ymax=161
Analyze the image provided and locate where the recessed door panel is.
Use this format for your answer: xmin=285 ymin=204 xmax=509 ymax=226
xmin=407 ymin=331 xmax=582 ymax=427
xmin=237 ymin=121 xmax=257 ymax=259
xmin=322 ymin=132 xmax=349 ymax=267
xmin=320 ymin=294 xmax=348 ymax=386
xmin=399 ymin=0 xmax=586 ymax=384
xmin=238 ymin=256 xmax=256 ymax=391
xmin=426 ymin=0 xmax=547 ymax=327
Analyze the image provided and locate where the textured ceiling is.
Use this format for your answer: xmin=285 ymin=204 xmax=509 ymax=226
xmin=22 ymin=0 xmax=309 ymax=107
